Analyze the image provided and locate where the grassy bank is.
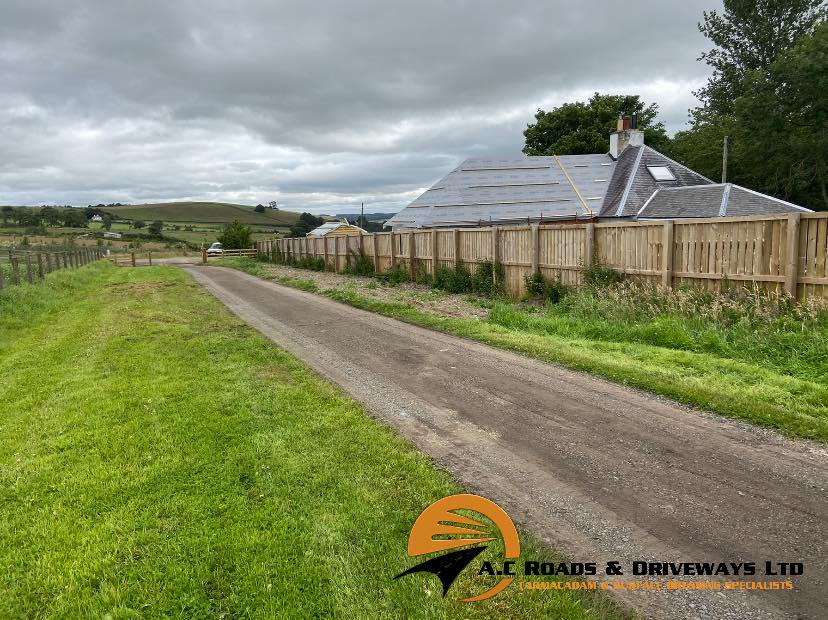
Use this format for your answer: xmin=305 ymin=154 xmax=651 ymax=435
xmin=220 ymin=258 xmax=828 ymax=442
xmin=0 ymin=262 xmax=623 ymax=619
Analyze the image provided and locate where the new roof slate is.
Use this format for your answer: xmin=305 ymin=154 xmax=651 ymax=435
xmin=386 ymin=146 xmax=809 ymax=228
xmin=385 ymin=155 xmax=614 ymax=228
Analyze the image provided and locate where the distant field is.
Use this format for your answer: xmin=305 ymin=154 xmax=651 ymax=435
xmin=102 ymin=202 xmax=300 ymax=225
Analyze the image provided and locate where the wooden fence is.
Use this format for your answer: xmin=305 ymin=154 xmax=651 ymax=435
xmin=0 ymin=247 xmax=105 ymax=290
xmin=201 ymin=248 xmax=258 ymax=262
xmin=264 ymin=212 xmax=828 ymax=300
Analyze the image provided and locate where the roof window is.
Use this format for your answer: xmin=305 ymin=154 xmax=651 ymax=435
xmin=647 ymin=166 xmax=676 ymax=181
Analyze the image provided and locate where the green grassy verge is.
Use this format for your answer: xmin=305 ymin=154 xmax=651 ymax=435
xmin=0 ymin=262 xmax=624 ymax=619
xmin=220 ymin=258 xmax=828 ymax=442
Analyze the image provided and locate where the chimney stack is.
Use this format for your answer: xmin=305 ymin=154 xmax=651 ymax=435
xmin=609 ymin=114 xmax=644 ymax=159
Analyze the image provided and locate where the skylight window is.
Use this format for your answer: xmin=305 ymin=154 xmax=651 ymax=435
xmin=647 ymin=166 xmax=676 ymax=181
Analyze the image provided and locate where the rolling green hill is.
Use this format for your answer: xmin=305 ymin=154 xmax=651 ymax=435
xmin=102 ymin=202 xmax=300 ymax=226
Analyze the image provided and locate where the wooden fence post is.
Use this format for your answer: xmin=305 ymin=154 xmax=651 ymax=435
xmin=530 ymin=224 xmax=539 ymax=274
xmin=0 ymin=263 xmax=4 ymax=289
xmin=323 ymin=237 xmax=329 ymax=269
xmin=491 ymin=226 xmax=500 ymax=287
xmin=131 ymin=252 xmax=136 ymax=267
xmin=45 ymin=252 xmax=52 ymax=273
xmin=372 ymin=233 xmax=379 ymax=271
xmin=584 ymin=222 xmax=595 ymax=268
xmin=334 ymin=235 xmax=341 ymax=272
xmin=662 ymin=220 xmax=674 ymax=291
xmin=431 ymin=229 xmax=438 ymax=274
xmin=25 ymin=254 xmax=34 ymax=283
xmin=202 ymin=249 xmax=207 ymax=264
xmin=36 ymin=252 xmax=44 ymax=278
xmin=785 ymin=213 xmax=801 ymax=297
xmin=453 ymin=229 xmax=461 ymax=270
xmin=148 ymin=251 xmax=152 ymax=266
xmin=408 ymin=232 xmax=416 ymax=280
xmin=11 ymin=256 xmax=20 ymax=284
xmin=389 ymin=232 xmax=396 ymax=269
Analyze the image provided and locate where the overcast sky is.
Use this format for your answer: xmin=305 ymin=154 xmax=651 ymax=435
xmin=1 ymin=0 xmax=721 ymax=213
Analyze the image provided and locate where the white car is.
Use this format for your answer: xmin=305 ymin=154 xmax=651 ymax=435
xmin=206 ymin=242 xmax=224 ymax=256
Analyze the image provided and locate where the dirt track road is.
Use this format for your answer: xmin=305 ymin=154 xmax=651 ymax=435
xmin=184 ymin=265 xmax=827 ymax=619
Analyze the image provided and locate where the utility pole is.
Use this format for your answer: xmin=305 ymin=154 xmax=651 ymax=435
xmin=360 ymin=202 xmax=364 ymax=228
xmin=722 ymin=136 xmax=729 ymax=183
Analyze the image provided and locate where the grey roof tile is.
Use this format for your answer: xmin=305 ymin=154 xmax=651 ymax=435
xmin=386 ymin=155 xmax=614 ymax=228
xmin=601 ymin=146 xmax=713 ymax=217
xmin=637 ymin=184 xmax=810 ymax=219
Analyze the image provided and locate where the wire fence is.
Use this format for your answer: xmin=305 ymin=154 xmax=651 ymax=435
xmin=0 ymin=247 xmax=105 ymax=290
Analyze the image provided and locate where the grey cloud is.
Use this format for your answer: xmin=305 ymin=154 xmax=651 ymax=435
xmin=0 ymin=0 xmax=721 ymax=211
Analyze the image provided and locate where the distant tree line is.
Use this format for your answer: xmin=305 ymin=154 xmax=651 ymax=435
xmin=523 ymin=1 xmax=827 ymax=211
xmin=1 ymin=206 xmax=89 ymax=230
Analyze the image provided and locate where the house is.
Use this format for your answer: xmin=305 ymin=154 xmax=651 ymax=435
xmin=103 ymin=231 xmax=122 ymax=239
xmin=90 ymin=214 xmax=103 ymax=222
xmin=307 ymin=220 xmax=367 ymax=237
xmin=385 ymin=117 xmax=810 ymax=229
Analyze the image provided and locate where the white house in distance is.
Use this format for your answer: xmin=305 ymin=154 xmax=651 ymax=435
xmin=385 ymin=117 xmax=810 ymax=229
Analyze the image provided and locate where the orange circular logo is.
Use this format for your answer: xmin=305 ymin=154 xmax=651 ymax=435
xmin=394 ymin=494 xmax=520 ymax=602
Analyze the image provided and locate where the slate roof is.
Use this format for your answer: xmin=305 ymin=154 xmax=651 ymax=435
xmin=637 ymin=184 xmax=811 ymax=219
xmin=386 ymin=145 xmax=810 ymax=228
xmin=599 ymin=146 xmax=713 ymax=218
xmin=385 ymin=155 xmax=615 ymax=228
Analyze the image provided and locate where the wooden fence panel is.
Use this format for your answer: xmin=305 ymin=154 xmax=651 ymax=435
xmin=497 ymin=227 xmax=532 ymax=295
xmin=435 ymin=230 xmax=455 ymax=270
xmin=414 ymin=231 xmax=433 ymax=275
xmin=272 ymin=213 xmax=828 ymax=300
xmin=457 ymin=229 xmax=492 ymax=275
xmin=539 ymin=225 xmax=585 ymax=285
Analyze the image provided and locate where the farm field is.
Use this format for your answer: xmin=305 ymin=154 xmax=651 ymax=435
xmin=101 ymin=201 xmax=300 ymax=226
xmin=221 ymin=258 xmax=828 ymax=442
xmin=0 ymin=262 xmax=623 ymax=619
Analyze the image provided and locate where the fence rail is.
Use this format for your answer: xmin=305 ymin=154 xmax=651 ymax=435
xmin=0 ymin=247 xmax=105 ymax=290
xmin=200 ymin=248 xmax=258 ymax=262
xmin=263 ymin=213 xmax=828 ymax=300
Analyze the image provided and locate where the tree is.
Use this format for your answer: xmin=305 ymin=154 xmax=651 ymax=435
xmin=523 ymin=93 xmax=671 ymax=156
xmin=2 ymin=205 xmax=15 ymax=226
xmin=672 ymin=2 xmax=827 ymax=206
xmin=693 ymin=0 xmax=826 ymax=121
xmin=40 ymin=206 xmax=61 ymax=226
xmin=732 ymin=23 xmax=828 ymax=210
xmin=254 ymin=204 xmax=266 ymax=213
xmin=62 ymin=209 xmax=88 ymax=228
xmin=132 ymin=220 xmax=146 ymax=229
xmin=148 ymin=220 xmax=163 ymax=235
xmin=218 ymin=220 xmax=253 ymax=249
xmin=268 ymin=201 xmax=279 ymax=210
xmin=102 ymin=213 xmax=113 ymax=231
xmin=289 ymin=212 xmax=324 ymax=237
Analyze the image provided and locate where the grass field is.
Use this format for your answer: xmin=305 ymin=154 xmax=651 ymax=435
xmin=0 ymin=262 xmax=625 ymax=619
xmin=221 ymin=258 xmax=828 ymax=442
xmin=102 ymin=202 xmax=300 ymax=225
